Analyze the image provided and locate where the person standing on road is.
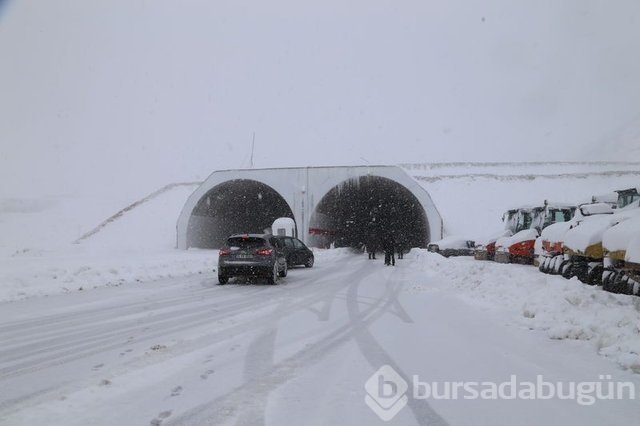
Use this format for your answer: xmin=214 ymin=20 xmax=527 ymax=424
xmin=383 ymin=233 xmax=395 ymax=266
xmin=366 ymin=224 xmax=378 ymax=260
xmin=397 ymin=233 xmax=405 ymax=260
xmin=367 ymin=239 xmax=376 ymax=259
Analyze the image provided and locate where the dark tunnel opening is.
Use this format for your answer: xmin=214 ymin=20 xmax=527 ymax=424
xmin=187 ymin=179 xmax=295 ymax=249
xmin=308 ymin=176 xmax=429 ymax=250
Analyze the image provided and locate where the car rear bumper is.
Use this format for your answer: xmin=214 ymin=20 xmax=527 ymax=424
xmin=218 ymin=263 xmax=273 ymax=277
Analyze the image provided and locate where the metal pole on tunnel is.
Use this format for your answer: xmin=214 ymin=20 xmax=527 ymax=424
xmin=249 ymin=132 xmax=255 ymax=168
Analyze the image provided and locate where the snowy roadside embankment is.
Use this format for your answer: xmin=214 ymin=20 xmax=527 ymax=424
xmin=0 ymin=247 xmax=218 ymax=302
xmin=0 ymin=184 xmax=216 ymax=302
xmin=405 ymin=249 xmax=640 ymax=373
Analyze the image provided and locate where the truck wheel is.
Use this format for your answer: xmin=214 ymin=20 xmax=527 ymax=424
xmin=218 ymin=275 xmax=228 ymax=285
xmin=587 ymin=265 xmax=603 ymax=286
xmin=539 ymin=258 xmax=548 ymax=273
xmin=561 ymin=261 xmax=573 ymax=279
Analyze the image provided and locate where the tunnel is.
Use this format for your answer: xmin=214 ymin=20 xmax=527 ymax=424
xmin=308 ymin=175 xmax=429 ymax=250
xmin=186 ymin=179 xmax=295 ymax=249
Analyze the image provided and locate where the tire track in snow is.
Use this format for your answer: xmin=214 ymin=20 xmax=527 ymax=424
xmin=0 ymin=276 xmax=268 ymax=337
xmin=168 ymin=259 xmax=431 ymax=425
xmin=0 ymin=256 xmax=354 ymax=372
xmin=346 ymin=266 xmax=448 ymax=426
xmin=0 ymin=284 xmax=269 ymax=350
xmin=0 ymin=255 xmax=357 ymax=415
xmin=168 ymin=260 xmax=377 ymax=424
xmin=231 ymin=258 xmax=371 ymax=426
xmin=0 ymin=281 xmax=280 ymax=361
xmin=236 ymin=327 xmax=278 ymax=426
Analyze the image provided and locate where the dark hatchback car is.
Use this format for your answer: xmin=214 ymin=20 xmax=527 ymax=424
xmin=217 ymin=234 xmax=287 ymax=285
xmin=272 ymin=236 xmax=314 ymax=268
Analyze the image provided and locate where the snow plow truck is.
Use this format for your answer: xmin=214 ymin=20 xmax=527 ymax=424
xmin=560 ymin=188 xmax=640 ymax=286
xmin=601 ymin=188 xmax=640 ymax=294
xmin=538 ymin=201 xmax=615 ymax=276
xmin=474 ymin=208 xmax=519 ymax=261
xmin=494 ymin=202 xmax=576 ymax=265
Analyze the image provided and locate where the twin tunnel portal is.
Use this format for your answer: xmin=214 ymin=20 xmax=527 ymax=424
xmin=177 ymin=166 xmax=443 ymax=251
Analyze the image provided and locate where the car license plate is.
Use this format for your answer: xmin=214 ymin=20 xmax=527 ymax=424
xmin=237 ymin=254 xmax=252 ymax=259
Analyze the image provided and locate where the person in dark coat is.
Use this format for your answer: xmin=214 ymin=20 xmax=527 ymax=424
xmin=382 ymin=233 xmax=395 ymax=266
xmin=367 ymin=239 xmax=377 ymax=259
xmin=397 ymin=233 xmax=406 ymax=259
xmin=366 ymin=227 xmax=378 ymax=260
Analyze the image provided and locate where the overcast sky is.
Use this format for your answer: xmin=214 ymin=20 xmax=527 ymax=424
xmin=1 ymin=0 xmax=640 ymax=198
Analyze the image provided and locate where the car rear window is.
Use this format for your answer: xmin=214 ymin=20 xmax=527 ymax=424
xmin=227 ymin=237 xmax=267 ymax=250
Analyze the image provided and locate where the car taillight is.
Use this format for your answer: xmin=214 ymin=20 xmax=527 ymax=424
xmin=219 ymin=248 xmax=231 ymax=256
xmin=256 ymin=247 xmax=273 ymax=256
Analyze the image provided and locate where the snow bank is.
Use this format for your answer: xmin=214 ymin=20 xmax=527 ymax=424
xmin=0 ymin=247 xmax=218 ymax=302
xmin=0 ymin=184 xmax=212 ymax=302
xmin=429 ymin=236 xmax=472 ymax=250
xmin=405 ymin=249 xmax=640 ymax=373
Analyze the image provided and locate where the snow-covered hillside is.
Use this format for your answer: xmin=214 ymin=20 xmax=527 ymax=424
xmin=408 ymin=162 xmax=640 ymax=240
xmin=0 ymin=183 xmax=215 ymax=301
xmin=586 ymin=115 xmax=640 ymax=161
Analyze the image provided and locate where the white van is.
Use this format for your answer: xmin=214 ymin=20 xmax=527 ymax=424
xmin=272 ymin=217 xmax=296 ymax=237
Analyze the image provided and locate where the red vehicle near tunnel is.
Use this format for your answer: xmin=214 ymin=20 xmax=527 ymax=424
xmin=494 ymin=202 xmax=576 ymax=264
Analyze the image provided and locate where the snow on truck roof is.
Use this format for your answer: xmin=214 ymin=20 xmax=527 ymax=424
xmin=603 ymin=215 xmax=640 ymax=252
xmin=615 ymin=187 xmax=640 ymax=195
xmin=626 ymin=234 xmax=640 ymax=263
xmin=589 ymin=192 xmax=618 ymax=204
xmin=507 ymin=202 xmax=575 ymax=212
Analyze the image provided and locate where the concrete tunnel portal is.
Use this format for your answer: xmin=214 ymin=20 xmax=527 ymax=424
xmin=177 ymin=166 xmax=442 ymax=250
xmin=308 ymin=176 xmax=429 ymax=249
xmin=186 ymin=179 xmax=295 ymax=249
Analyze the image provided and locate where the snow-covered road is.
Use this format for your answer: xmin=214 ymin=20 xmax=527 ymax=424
xmin=1 ymin=250 xmax=639 ymax=425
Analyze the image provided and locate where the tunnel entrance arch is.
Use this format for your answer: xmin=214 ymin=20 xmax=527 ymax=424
xmin=308 ymin=175 xmax=429 ymax=250
xmin=186 ymin=179 xmax=295 ymax=249
xmin=177 ymin=166 xmax=442 ymax=250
